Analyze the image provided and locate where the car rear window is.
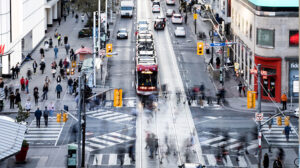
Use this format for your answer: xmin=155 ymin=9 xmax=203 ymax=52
xmin=174 ymin=15 xmax=181 ymax=18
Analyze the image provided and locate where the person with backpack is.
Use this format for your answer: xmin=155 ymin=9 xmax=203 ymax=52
xmin=43 ymin=106 xmax=49 ymax=127
xmin=56 ymin=83 xmax=63 ymax=99
xmin=273 ymin=157 xmax=282 ymax=168
xmin=32 ymin=61 xmax=38 ymax=74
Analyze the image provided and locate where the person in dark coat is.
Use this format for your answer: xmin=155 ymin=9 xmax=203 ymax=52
xmin=42 ymin=83 xmax=48 ymax=101
xmin=15 ymin=63 xmax=20 ymax=78
xmin=216 ymin=57 xmax=221 ymax=69
xmin=59 ymin=59 xmax=63 ymax=69
xmin=40 ymin=61 xmax=46 ymax=74
xmin=273 ymin=157 xmax=282 ymax=168
xmin=15 ymin=89 xmax=21 ymax=108
xmin=238 ymin=81 xmax=242 ymax=96
xmin=40 ymin=48 xmax=44 ymax=58
xmin=57 ymin=75 xmax=62 ymax=83
xmin=35 ymin=107 xmax=42 ymax=128
xmin=32 ymin=61 xmax=38 ymax=74
xmin=9 ymin=91 xmax=15 ymax=109
xmin=263 ymin=153 xmax=269 ymax=168
xmin=56 ymin=83 xmax=63 ymax=99
xmin=43 ymin=106 xmax=49 ymax=127
xmin=49 ymin=37 xmax=53 ymax=48
xmin=33 ymin=87 xmax=39 ymax=106
xmin=64 ymin=36 xmax=68 ymax=44
xmin=4 ymin=86 xmax=8 ymax=100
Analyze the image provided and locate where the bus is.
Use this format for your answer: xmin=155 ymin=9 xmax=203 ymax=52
xmin=136 ymin=64 xmax=158 ymax=95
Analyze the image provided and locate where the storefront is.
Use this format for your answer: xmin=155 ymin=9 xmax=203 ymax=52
xmin=289 ymin=60 xmax=299 ymax=98
xmin=254 ymin=55 xmax=282 ymax=102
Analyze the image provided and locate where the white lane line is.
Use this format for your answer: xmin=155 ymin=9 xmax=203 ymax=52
xmin=91 ymin=111 xmax=114 ymax=117
xmin=87 ymin=142 xmax=105 ymax=149
xmin=113 ymin=116 xmax=135 ymax=122
xmin=132 ymin=81 xmax=134 ymax=87
xmin=211 ymin=138 xmax=238 ymax=147
xmin=238 ymin=156 xmax=248 ymax=167
xmin=200 ymin=136 xmax=224 ymax=145
xmin=89 ymin=137 xmax=116 ymax=146
xmin=25 ymin=137 xmax=58 ymax=141
xmin=110 ymin=132 xmax=134 ymax=140
xmin=106 ymin=114 xmax=130 ymax=120
xmin=93 ymin=154 xmax=103 ymax=165
xmin=108 ymin=154 xmax=118 ymax=165
xmin=96 ymin=113 xmax=121 ymax=119
xmin=206 ymin=154 xmax=217 ymax=166
xmin=124 ymin=154 xmax=131 ymax=165
xmin=224 ymin=155 xmax=233 ymax=167
xmin=101 ymin=135 xmax=125 ymax=143
xmin=55 ymin=123 xmax=65 ymax=146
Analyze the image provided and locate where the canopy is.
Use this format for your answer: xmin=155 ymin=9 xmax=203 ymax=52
xmin=75 ymin=47 xmax=93 ymax=55
xmin=0 ymin=116 xmax=26 ymax=160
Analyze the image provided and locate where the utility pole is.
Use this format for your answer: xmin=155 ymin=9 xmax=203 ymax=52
xmin=210 ymin=26 xmax=214 ymax=65
xmin=221 ymin=21 xmax=225 ymax=86
xmin=257 ymin=64 xmax=262 ymax=168
xmin=105 ymin=0 xmax=108 ymax=44
xmin=81 ymin=74 xmax=86 ymax=167
xmin=93 ymin=12 xmax=97 ymax=87
xmin=77 ymin=76 xmax=82 ymax=168
xmin=98 ymin=0 xmax=101 ymax=50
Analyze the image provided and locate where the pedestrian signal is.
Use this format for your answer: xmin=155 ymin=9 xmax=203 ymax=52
xmin=113 ymin=89 xmax=122 ymax=107
xmin=277 ymin=116 xmax=282 ymax=126
xmin=247 ymin=91 xmax=256 ymax=109
xmin=197 ymin=42 xmax=204 ymax=55
xmin=72 ymin=61 xmax=76 ymax=68
xmin=71 ymin=68 xmax=75 ymax=75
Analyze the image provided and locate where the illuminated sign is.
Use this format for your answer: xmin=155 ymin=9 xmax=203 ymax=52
xmin=289 ymin=30 xmax=299 ymax=47
xmin=0 ymin=45 xmax=5 ymax=55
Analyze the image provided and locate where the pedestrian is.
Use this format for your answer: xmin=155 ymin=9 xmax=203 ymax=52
xmin=40 ymin=61 xmax=46 ymax=74
xmin=57 ymin=34 xmax=62 ymax=46
xmin=15 ymin=89 xmax=21 ymax=108
xmin=72 ymin=10 xmax=74 ymax=17
xmin=281 ymin=93 xmax=287 ymax=111
xmin=58 ymin=17 xmax=61 ymax=25
xmin=4 ymin=85 xmax=8 ymax=100
xmin=128 ymin=144 xmax=135 ymax=162
xmin=65 ymin=43 xmax=70 ymax=55
xmin=268 ymin=114 xmax=273 ymax=132
xmin=154 ymin=138 xmax=159 ymax=155
xmin=43 ymin=106 xmax=49 ymax=127
xmin=35 ymin=107 xmax=42 ymax=128
xmin=40 ymin=47 xmax=44 ymax=58
xmin=63 ymin=14 xmax=66 ymax=21
xmin=75 ymin=14 xmax=79 ymax=23
xmin=216 ymin=57 xmax=221 ymax=69
xmin=117 ymin=147 xmax=126 ymax=166
xmin=54 ymin=46 xmax=59 ymax=59
xmin=9 ymin=91 xmax=15 ymax=109
xmin=81 ymin=14 xmax=85 ymax=22
xmin=242 ymin=84 xmax=246 ymax=96
xmin=42 ymin=83 xmax=48 ymax=101
xmin=238 ymin=81 xmax=242 ymax=96
xmin=52 ymin=68 xmax=56 ymax=78
xmin=72 ymin=78 xmax=78 ymax=94
xmin=60 ymin=68 xmax=65 ymax=79
xmin=49 ymin=37 xmax=53 ymax=48
xmin=15 ymin=63 xmax=20 ymax=78
xmin=263 ymin=153 xmax=269 ymax=168
xmin=273 ymin=157 xmax=282 ymax=168
xmin=48 ymin=102 xmax=55 ymax=117
xmin=32 ymin=61 xmax=38 ymax=74
xmin=11 ymin=66 xmax=15 ymax=79
xmin=68 ymin=77 xmax=73 ymax=94
xmin=57 ymin=75 xmax=62 ymax=83
xmin=56 ymin=83 xmax=63 ymax=99
xmin=25 ymin=98 xmax=31 ymax=114
xmin=59 ymin=59 xmax=63 ymax=69
xmin=185 ymin=14 xmax=187 ymax=24
xmin=284 ymin=124 xmax=292 ymax=141
xmin=20 ymin=76 xmax=25 ymax=91
xmin=64 ymin=36 xmax=68 ymax=45
xmin=25 ymin=78 xmax=29 ymax=94
xmin=33 ymin=87 xmax=39 ymax=106
xmin=45 ymin=76 xmax=51 ymax=86
xmin=27 ymin=68 xmax=32 ymax=80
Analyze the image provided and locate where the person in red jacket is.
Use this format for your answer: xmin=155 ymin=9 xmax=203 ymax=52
xmin=25 ymin=78 xmax=29 ymax=94
xmin=20 ymin=76 xmax=25 ymax=91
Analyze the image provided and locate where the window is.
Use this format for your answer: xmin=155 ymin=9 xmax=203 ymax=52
xmin=245 ymin=21 xmax=248 ymax=36
xmin=289 ymin=30 xmax=299 ymax=47
xmin=249 ymin=24 xmax=252 ymax=39
xmin=257 ymin=28 xmax=275 ymax=47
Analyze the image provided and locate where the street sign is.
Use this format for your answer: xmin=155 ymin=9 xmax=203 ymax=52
xmin=210 ymin=42 xmax=238 ymax=47
xmin=255 ymin=113 xmax=263 ymax=121
xmin=193 ymin=14 xmax=197 ymax=20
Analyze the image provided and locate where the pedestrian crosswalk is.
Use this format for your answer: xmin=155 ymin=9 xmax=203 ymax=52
xmin=92 ymin=153 xmax=133 ymax=166
xmin=85 ymin=131 xmax=135 ymax=152
xmin=86 ymin=109 xmax=136 ymax=123
xmin=201 ymin=154 xmax=248 ymax=167
xmin=261 ymin=117 xmax=298 ymax=147
xmin=199 ymin=135 xmax=257 ymax=152
xmin=25 ymin=117 xmax=64 ymax=146
xmin=191 ymin=100 xmax=222 ymax=110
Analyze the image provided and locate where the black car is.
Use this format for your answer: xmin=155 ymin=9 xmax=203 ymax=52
xmin=154 ymin=19 xmax=165 ymax=30
xmin=152 ymin=0 xmax=160 ymax=6
xmin=78 ymin=28 xmax=92 ymax=38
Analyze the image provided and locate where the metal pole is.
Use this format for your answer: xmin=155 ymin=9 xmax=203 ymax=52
xmin=298 ymin=2 xmax=300 ymax=164
xmin=110 ymin=0 xmax=113 ymax=23
xmin=221 ymin=21 xmax=225 ymax=86
xmin=105 ymin=0 xmax=108 ymax=38
xmin=77 ymin=76 xmax=82 ymax=168
xmin=211 ymin=26 xmax=214 ymax=65
xmin=257 ymin=64 xmax=262 ymax=168
xmin=93 ymin=12 xmax=97 ymax=87
xmin=81 ymin=74 xmax=86 ymax=167
xmin=98 ymin=0 xmax=101 ymax=50
xmin=194 ymin=19 xmax=196 ymax=34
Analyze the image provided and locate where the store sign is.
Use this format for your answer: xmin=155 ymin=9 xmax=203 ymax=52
xmin=290 ymin=62 xmax=298 ymax=69
xmin=293 ymin=81 xmax=299 ymax=93
xmin=0 ymin=45 xmax=5 ymax=55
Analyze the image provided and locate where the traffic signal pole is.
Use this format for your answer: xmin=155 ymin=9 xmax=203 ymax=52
xmin=81 ymin=74 xmax=86 ymax=167
xmin=257 ymin=64 xmax=262 ymax=168
xmin=77 ymin=76 xmax=82 ymax=168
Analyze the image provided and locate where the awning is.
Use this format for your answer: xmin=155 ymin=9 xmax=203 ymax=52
xmin=45 ymin=0 xmax=58 ymax=9
xmin=0 ymin=116 xmax=27 ymax=161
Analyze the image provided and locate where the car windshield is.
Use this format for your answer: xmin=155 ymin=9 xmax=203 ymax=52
xmin=174 ymin=15 xmax=181 ymax=18
xmin=138 ymin=21 xmax=148 ymax=25
xmin=119 ymin=30 xmax=127 ymax=33
xmin=139 ymin=27 xmax=148 ymax=31
xmin=167 ymin=9 xmax=173 ymax=13
xmin=153 ymin=5 xmax=159 ymax=8
xmin=121 ymin=7 xmax=133 ymax=10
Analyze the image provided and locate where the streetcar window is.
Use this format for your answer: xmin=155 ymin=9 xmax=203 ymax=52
xmin=138 ymin=71 xmax=157 ymax=86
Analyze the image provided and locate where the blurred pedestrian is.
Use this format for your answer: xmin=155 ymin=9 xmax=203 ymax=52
xmin=65 ymin=43 xmax=70 ymax=55
xmin=42 ymin=83 xmax=48 ymax=101
xmin=284 ymin=125 xmax=291 ymax=141
xmin=20 ymin=76 xmax=25 ymax=91
xmin=15 ymin=63 xmax=20 ymax=78
xmin=43 ymin=106 xmax=49 ymax=127
xmin=32 ymin=61 xmax=38 ymax=74
xmin=40 ymin=61 xmax=46 ymax=74
xmin=72 ymin=10 xmax=74 ymax=17
xmin=40 ymin=48 xmax=44 ymax=58
xmin=238 ymin=81 xmax=242 ymax=96
xmin=56 ymin=83 xmax=62 ymax=99
xmin=273 ymin=157 xmax=282 ymax=168
xmin=54 ymin=46 xmax=59 ymax=59
xmin=281 ymin=93 xmax=287 ymax=110
xmin=25 ymin=98 xmax=31 ymax=114
xmin=48 ymin=102 xmax=55 ymax=117
xmin=58 ymin=17 xmax=61 ymax=25
xmin=57 ymin=75 xmax=62 ymax=83
xmin=45 ymin=76 xmax=51 ymax=86
xmin=75 ymin=14 xmax=79 ymax=23
xmin=57 ymin=34 xmax=62 ymax=46
xmin=4 ymin=85 xmax=8 ymax=99
xmin=68 ymin=77 xmax=73 ymax=94
xmin=27 ymin=68 xmax=32 ymax=80
xmin=242 ymin=84 xmax=246 ymax=96
xmin=128 ymin=144 xmax=135 ymax=162
xmin=216 ymin=57 xmax=221 ymax=69
xmin=263 ymin=153 xmax=269 ymax=168
xmin=64 ymin=36 xmax=68 ymax=44
xmin=81 ymin=14 xmax=85 ymax=22
xmin=49 ymin=37 xmax=53 ymax=48
xmin=35 ymin=107 xmax=42 ymax=128
xmin=11 ymin=66 xmax=16 ymax=79
xmin=9 ymin=91 xmax=15 ymax=109
xmin=117 ymin=147 xmax=125 ymax=166
xmin=268 ymin=114 xmax=273 ymax=132
xmin=33 ymin=87 xmax=39 ymax=106
xmin=25 ymin=78 xmax=29 ymax=94
xmin=63 ymin=14 xmax=66 ymax=21
xmin=15 ymin=89 xmax=21 ymax=108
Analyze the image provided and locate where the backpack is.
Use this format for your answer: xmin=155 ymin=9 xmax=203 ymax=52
xmin=44 ymin=110 xmax=49 ymax=117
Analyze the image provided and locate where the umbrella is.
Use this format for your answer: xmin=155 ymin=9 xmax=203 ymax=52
xmin=75 ymin=47 xmax=93 ymax=55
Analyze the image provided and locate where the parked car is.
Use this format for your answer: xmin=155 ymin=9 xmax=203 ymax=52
xmin=152 ymin=5 xmax=160 ymax=13
xmin=166 ymin=9 xmax=175 ymax=17
xmin=166 ymin=0 xmax=175 ymax=5
xmin=171 ymin=14 xmax=183 ymax=24
xmin=78 ymin=28 xmax=92 ymax=38
xmin=174 ymin=27 xmax=186 ymax=37
xmin=117 ymin=28 xmax=128 ymax=39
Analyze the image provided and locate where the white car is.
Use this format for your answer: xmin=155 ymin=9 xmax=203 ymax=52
xmin=166 ymin=0 xmax=175 ymax=5
xmin=166 ymin=9 xmax=175 ymax=17
xmin=172 ymin=14 xmax=183 ymax=24
xmin=117 ymin=28 xmax=128 ymax=39
xmin=152 ymin=5 xmax=160 ymax=13
xmin=138 ymin=20 xmax=149 ymax=27
xmin=174 ymin=27 xmax=186 ymax=37
xmin=294 ymin=107 xmax=299 ymax=117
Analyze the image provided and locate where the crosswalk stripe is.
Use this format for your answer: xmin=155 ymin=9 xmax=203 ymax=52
xmin=124 ymin=154 xmax=131 ymax=165
xmin=225 ymin=142 xmax=241 ymax=150
xmin=110 ymin=132 xmax=134 ymax=140
xmin=113 ymin=116 xmax=135 ymax=122
xmin=93 ymin=113 xmax=119 ymax=119
xmin=268 ymin=142 xmax=298 ymax=146
xmin=91 ymin=111 xmax=114 ymax=117
xmin=101 ymin=135 xmax=125 ymax=143
xmin=25 ymin=134 xmax=58 ymax=137
xmin=93 ymin=154 xmax=103 ymax=165
xmin=86 ymin=110 xmax=105 ymax=115
xmin=238 ymin=156 xmax=247 ymax=167
xmin=89 ymin=137 xmax=116 ymax=146
xmin=25 ymin=137 xmax=57 ymax=140
xmin=108 ymin=154 xmax=117 ymax=165
xmin=247 ymin=143 xmax=258 ymax=151
xmin=26 ymin=131 xmax=61 ymax=134
xmin=267 ymin=138 xmax=298 ymax=141
xmin=206 ymin=154 xmax=217 ymax=166
xmin=28 ymin=128 xmax=61 ymax=131
xmin=87 ymin=142 xmax=105 ymax=149
xmin=211 ymin=138 xmax=237 ymax=147
xmin=264 ymin=134 xmax=298 ymax=138
xmin=200 ymin=136 xmax=224 ymax=145
xmin=106 ymin=114 xmax=130 ymax=120
xmin=224 ymin=155 xmax=233 ymax=167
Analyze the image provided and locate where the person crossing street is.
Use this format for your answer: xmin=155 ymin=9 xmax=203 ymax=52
xmin=56 ymin=83 xmax=63 ymax=99
xmin=35 ymin=107 xmax=42 ymax=128
xmin=43 ymin=106 xmax=49 ymax=127
xmin=281 ymin=93 xmax=287 ymax=111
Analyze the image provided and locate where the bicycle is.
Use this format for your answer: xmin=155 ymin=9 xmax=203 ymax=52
xmin=294 ymin=157 xmax=299 ymax=167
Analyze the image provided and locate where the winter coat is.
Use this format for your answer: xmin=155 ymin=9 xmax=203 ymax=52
xmin=56 ymin=84 xmax=63 ymax=92
xmin=15 ymin=93 xmax=21 ymax=103
xmin=43 ymin=110 xmax=49 ymax=117
xmin=263 ymin=154 xmax=269 ymax=168
xmin=35 ymin=109 xmax=42 ymax=119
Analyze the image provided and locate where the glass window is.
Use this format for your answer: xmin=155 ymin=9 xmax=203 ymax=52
xmin=257 ymin=29 xmax=275 ymax=47
xmin=289 ymin=30 xmax=298 ymax=47
xmin=249 ymin=24 xmax=252 ymax=39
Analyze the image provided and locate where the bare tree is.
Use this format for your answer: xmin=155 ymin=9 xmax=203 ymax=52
xmin=74 ymin=0 xmax=106 ymax=18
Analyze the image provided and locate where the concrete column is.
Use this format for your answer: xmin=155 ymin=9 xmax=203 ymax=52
xmin=47 ymin=8 xmax=53 ymax=26
xmin=53 ymin=3 xmax=58 ymax=20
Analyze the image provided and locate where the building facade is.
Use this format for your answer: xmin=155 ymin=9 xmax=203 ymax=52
xmin=0 ymin=0 xmax=61 ymax=76
xmin=231 ymin=0 xmax=299 ymax=102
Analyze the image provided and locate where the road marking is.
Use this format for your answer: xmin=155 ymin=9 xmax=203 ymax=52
xmin=132 ymin=81 xmax=134 ymax=87
xmin=101 ymin=135 xmax=125 ymax=143
xmin=108 ymin=154 xmax=118 ymax=165
xmin=224 ymin=155 xmax=233 ymax=167
xmin=110 ymin=132 xmax=134 ymax=140
xmin=211 ymin=138 xmax=237 ymax=147
xmin=238 ymin=156 xmax=247 ymax=167
xmin=88 ymin=142 xmax=105 ymax=149
xmin=124 ymin=154 xmax=131 ymax=165
xmin=206 ymin=154 xmax=216 ymax=166
xmin=93 ymin=154 xmax=103 ymax=165
xmin=200 ymin=136 xmax=224 ymax=145
xmin=89 ymin=137 xmax=116 ymax=146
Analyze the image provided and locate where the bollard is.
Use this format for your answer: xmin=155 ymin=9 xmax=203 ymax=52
xmin=277 ymin=116 xmax=282 ymax=126
xmin=57 ymin=113 xmax=61 ymax=123
xmin=63 ymin=112 xmax=68 ymax=122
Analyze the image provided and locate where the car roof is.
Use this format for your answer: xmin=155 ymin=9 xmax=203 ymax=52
xmin=173 ymin=14 xmax=182 ymax=17
xmin=167 ymin=9 xmax=174 ymax=12
xmin=176 ymin=27 xmax=185 ymax=30
xmin=118 ymin=28 xmax=127 ymax=31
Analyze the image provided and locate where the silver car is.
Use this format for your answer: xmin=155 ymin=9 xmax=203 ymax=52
xmin=117 ymin=28 xmax=128 ymax=39
xmin=172 ymin=14 xmax=183 ymax=24
xmin=166 ymin=0 xmax=175 ymax=5
xmin=174 ymin=27 xmax=186 ymax=37
xmin=166 ymin=9 xmax=175 ymax=17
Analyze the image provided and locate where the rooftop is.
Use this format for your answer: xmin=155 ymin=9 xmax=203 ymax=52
xmin=248 ymin=0 xmax=299 ymax=7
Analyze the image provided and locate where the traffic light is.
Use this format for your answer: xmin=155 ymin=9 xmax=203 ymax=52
xmin=247 ymin=91 xmax=256 ymax=109
xmin=197 ymin=42 xmax=204 ymax=55
xmin=71 ymin=68 xmax=75 ymax=75
xmin=277 ymin=116 xmax=282 ymax=126
xmin=284 ymin=116 xmax=290 ymax=126
xmin=113 ymin=89 xmax=123 ymax=107
xmin=106 ymin=43 xmax=112 ymax=53
xmin=57 ymin=113 xmax=61 ymax=123
xmin=63 ymin=112 xmax=68 ymax=122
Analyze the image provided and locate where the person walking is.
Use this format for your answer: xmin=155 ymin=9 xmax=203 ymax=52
xmin=4 ymin=86 xmax=8 ymax=100
xmin=238 ymin=81 xmax=242 ymax=96
xmin=49 ymin=37 xmax=53 ymax=48
xmin=40 ymin=48 xmax=45 ymax=58
xmin=65 ymin=43 xmax=70 ymax=55
xmin=128 ymin=144 xmax=135 ymax=162
xmin=57 ymin=34 xmax=62 ymax=46
xmin=70 ymin=48 xmax=75 ymax=61
xmin=184 ymin=14 xmax=187 ymax=24
xmin=48 ymin=102 xmax=55 ymax=117
xmin=35 ymin=107 xmax=42 ymax=128
xmin=25 ymin=98 xmax=31 ymax=114
xmin=40 ymin=61 xmax=46 ymax=74
xmin=11 ymin=66 xmax=16 ymax=79
xmin=281 ymin=93 xmax=287 ymax=111
xmin=284 ymin=124 xmax=292 ymax=141
xmin=15 ymin=63 xmax=20 ymax=78
xmin=15 ymin=89 xmax=21 ymax=108
xmin=33 ymin=87 xmax=39 ymax=106
xmin=45 ymin=76 xmax=51 ymax=86
xmin=75 ymin=14 xmax=79 ymax=23
xmin=56 ymin=83 xmax=63 ymax=99
xmin=267 ymin=114 xmax=274 ymax=133
xmin=27 ymin=68 xmax=32 ymax=80
xmin=58 ymin=17 xmax=61 ymax=25
xmin=54 ymin=46 xmax=59 ymax=59
xmin=216 ymin=57 xmax=221 ymax=69
xmin=64 ymin=36 xmax=68 ymax=44
xmin=81 ymin=14 xmax=85 ymax=22
xmin=9 ymin=91 xmax=15 ymax=109
xmin=63 ymin=14 xmax=66 ymax=21
xmin=67 ymin=77 xmax=73 ymax=94
xmin=242 ymin=84 xmax=246 ymax=96
xmin=32 ymin=61 xmax=38 ymax=74
xmin=20 ymin=76 xmax=25 ymax=91
xmin=263 ymin=153 xmax=269 ymax=168
xmin=43 ymin=106 xmax=49 ymax=127
xmin=273 ymin=157 xmax=283 ymax=168
xmin=57 ymin=75 xmax=62 ymax=83
xmin=25 ymin=78 xmax=29 ymax=94
xmin=72 ymin=10 xmax=74 ymax=17
xmin=42 ymin=83 xmax=48 ymax=101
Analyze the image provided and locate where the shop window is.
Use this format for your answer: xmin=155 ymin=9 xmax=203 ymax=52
xmin=257 ymin=28 xmax=275 ymax=48
xmin=289 ymin=30 xmax=299 ymax=47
